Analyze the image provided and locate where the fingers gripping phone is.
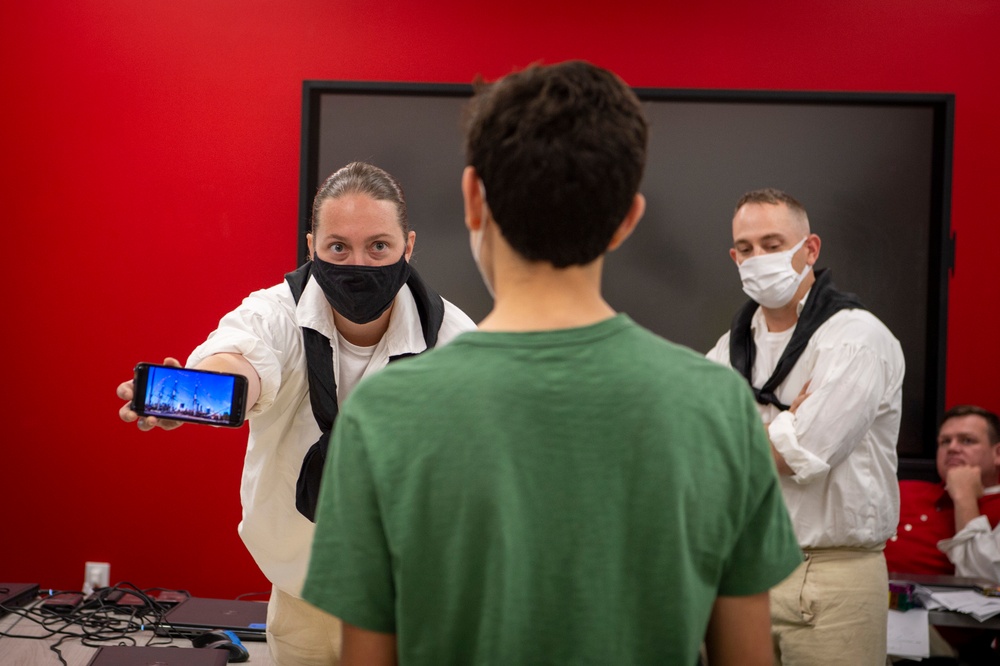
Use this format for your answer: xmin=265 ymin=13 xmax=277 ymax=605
xmin=131 ymin=363 xmax=249 ymax=427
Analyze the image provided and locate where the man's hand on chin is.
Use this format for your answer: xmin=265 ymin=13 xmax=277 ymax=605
xmin=945 ymin=465 xmax=985 ymax=532
xmin=945 ymin=465 xmax=984 ymax=503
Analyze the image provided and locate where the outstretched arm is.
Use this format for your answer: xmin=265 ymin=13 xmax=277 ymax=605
xmin=117 ymin=353 xmax=261 ymax=430
xmin=191 ymin=352 xmax=261 ymax=408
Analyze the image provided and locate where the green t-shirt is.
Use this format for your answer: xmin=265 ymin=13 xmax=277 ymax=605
xmin=304 ymin=314 xmax=800 ymax=665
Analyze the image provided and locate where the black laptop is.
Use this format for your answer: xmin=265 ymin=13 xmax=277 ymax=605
xmin=86 ymin=646 xmax=228 ymax=666
xmin=0 ymin=582 xmax=39 ymax=617
xmin=154 ymin=596 xmax=267 ymax=641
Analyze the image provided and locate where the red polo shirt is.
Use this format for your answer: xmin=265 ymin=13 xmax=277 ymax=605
xmin=884 ymin=480 xmax=1000 ymax=576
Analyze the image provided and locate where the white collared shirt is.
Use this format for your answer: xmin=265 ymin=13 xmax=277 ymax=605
xmin=708 ymin=293 xmax=905 ymax=549
xmin=188 ymin=275 xmax=475 ymax=596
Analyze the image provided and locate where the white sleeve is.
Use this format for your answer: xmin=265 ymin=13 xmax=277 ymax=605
xmin=437 ymin=299 xmax=477 ymax=344
xmin=938 ymin=515 xmax=1000 ymax=583
xmin=768 ymin=341 xmax=893 ymax=485
xmin=705 ymin=332 xmax=732 ymax=365
xmin=768 ymin=410 xmax=829 ymax=482
xmin=187 ymin=285 xmax=296 ymax=415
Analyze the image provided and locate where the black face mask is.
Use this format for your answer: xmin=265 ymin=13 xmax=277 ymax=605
xmin=311 ymin=253 xmax=411 ymax=325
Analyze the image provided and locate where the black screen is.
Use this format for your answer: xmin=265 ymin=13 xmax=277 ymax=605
xmin=299 ymin=82 xmax=953 ymax=469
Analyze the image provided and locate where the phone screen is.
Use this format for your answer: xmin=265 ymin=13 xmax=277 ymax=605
xmin=132 ymin=363 xmax=248 ymax=427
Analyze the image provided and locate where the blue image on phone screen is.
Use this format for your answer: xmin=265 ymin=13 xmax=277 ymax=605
xmin=143 ymin=366 xmax=237 ymax=425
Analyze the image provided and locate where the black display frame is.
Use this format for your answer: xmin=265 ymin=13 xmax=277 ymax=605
xmin=298 ymin=80 xmax=954 ymax=477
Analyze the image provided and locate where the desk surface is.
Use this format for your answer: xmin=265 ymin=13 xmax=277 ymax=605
xmin=0 ymin=598 xmax=275 ymax=666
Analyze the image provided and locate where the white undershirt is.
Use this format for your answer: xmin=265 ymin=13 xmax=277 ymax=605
xmin=758 ymin=326 xmax=795 ymax=372
xmin=336 ymin=332 xmax=378 ymax=404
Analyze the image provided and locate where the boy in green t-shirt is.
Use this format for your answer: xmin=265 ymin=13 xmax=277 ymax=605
xmin=303 ymin=60 xmax=801 ymax=666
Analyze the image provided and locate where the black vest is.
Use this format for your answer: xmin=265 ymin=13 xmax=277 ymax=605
xmin=729 ymin=268 xmax=866 ymax=411
xmin=284 ymin=261 xmax=445 ymax=522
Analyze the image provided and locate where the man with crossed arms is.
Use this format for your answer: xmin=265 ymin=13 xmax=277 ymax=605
xmin=708 ymin=188 xmax=905 ymax=664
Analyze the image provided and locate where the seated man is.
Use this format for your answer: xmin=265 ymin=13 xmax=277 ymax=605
xmin=885 ymin=404 xmax=1000 ymax=582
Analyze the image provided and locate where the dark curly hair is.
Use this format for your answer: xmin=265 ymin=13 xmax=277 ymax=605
xmin=463 ymin=61 xmax=648 ymax=268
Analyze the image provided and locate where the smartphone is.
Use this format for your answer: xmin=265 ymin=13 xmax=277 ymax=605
xmin=132 ymin=363 xmax=248 ymax=427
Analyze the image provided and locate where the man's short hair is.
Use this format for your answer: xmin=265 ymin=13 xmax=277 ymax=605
xmin=735 ymin=188 xmax=810 ymax=229
xmin=463 ymin=61 xmax=648 ymax=268
xmin=941 ymin=404 xmax=1000 ymax=444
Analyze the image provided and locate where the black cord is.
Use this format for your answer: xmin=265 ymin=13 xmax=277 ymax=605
xmin=3 ymin=583 xmax=268 ymax=658
xmin=0 ymin=583 xmax=184 ymax=655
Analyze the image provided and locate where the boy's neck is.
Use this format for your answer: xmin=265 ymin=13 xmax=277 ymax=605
xmin=478 ymin=259 xmax=615 ymax=332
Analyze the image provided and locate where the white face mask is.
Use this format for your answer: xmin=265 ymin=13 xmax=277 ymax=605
xmin=737 ymin=236 xmax=811 ymax=308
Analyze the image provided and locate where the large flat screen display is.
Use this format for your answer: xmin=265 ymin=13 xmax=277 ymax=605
xmin=298 ymin=81 xmax=954 ymax=474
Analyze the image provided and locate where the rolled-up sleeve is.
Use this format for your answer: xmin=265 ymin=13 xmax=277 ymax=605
xmin=768 ymin=411 xmax=829 ymax=483
xmin=938 ymin=515 xmax=1000 ymax=583
xmin=768 ymin=342 xmax=889 ymax=484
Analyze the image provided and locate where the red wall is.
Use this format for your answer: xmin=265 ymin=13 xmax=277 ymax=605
xmin=2 ymin=0 xmax=997 ymax=597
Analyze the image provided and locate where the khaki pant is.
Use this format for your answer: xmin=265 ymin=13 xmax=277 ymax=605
xmin=266 ymin=585 xmax=342 ymax=666
xmin=771 ymin=548 xmax=888 ymax=665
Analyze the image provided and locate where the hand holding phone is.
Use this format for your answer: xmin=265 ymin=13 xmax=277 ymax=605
xmin=117 ymin=357 xmax=185 ymax=430
xmin=123 ymin=361 xmax=249 ymax=428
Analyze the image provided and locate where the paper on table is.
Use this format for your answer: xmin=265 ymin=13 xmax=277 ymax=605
xmin=887 ymin=608 xmax=930 ymax=659
xmin=924 ymin=589 xmax=1000 ymax=622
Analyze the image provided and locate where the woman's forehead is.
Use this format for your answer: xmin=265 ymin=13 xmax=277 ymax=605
xmin=317 ymin=194 xmax=402 ymax=237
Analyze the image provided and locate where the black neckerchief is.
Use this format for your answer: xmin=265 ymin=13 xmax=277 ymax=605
xmin=283 ymin=260 xmax=445 ymax=522
xmin=729 ymin=268 xmax=866 ymax=410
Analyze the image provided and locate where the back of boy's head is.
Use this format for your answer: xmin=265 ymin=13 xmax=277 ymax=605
xmin=463 ymin=61 xmax=648 ymax=268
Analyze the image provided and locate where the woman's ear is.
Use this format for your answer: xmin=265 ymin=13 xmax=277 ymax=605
xmin=404 ymin=230 xmax=416 ymax=261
